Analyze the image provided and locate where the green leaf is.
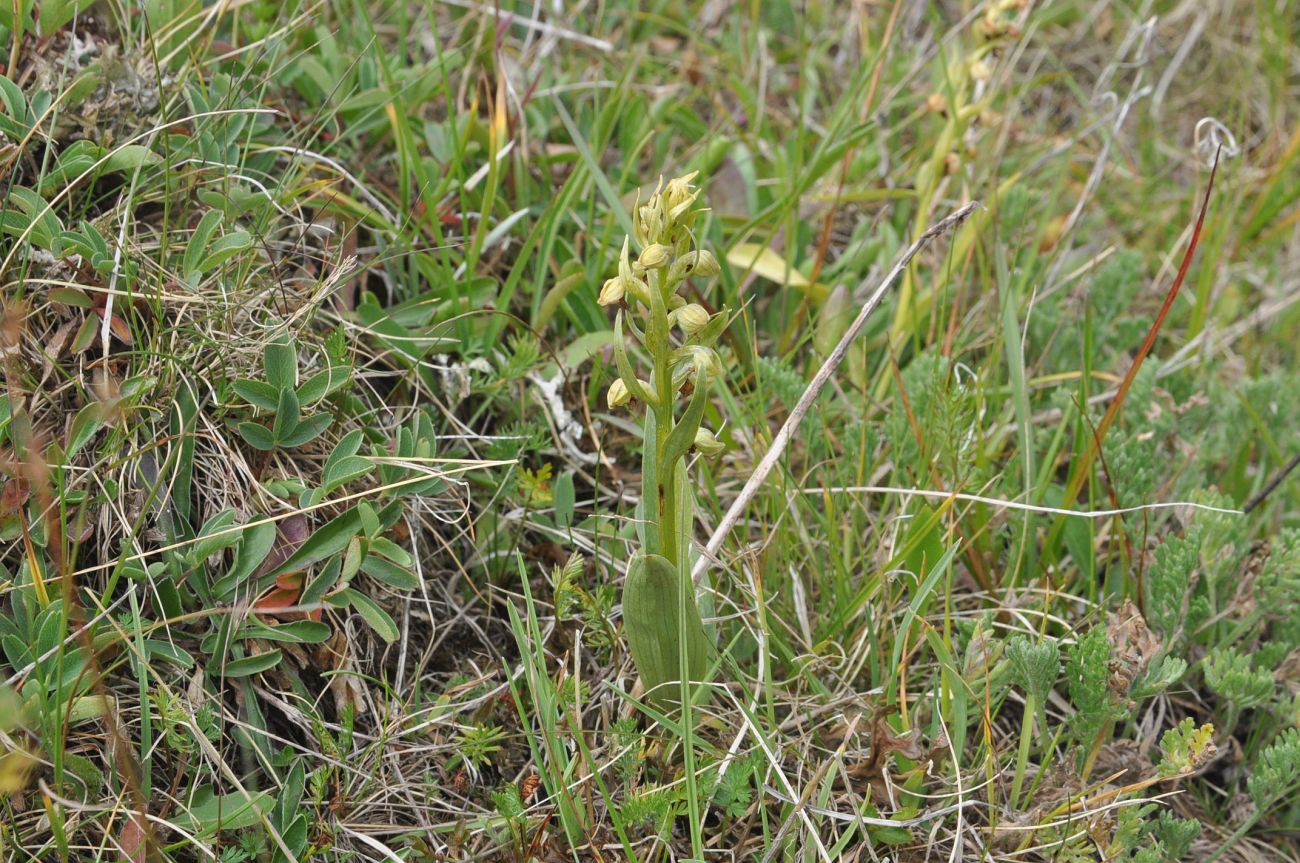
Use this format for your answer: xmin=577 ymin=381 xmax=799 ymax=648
xmin=278 ymin=759 xmax=307 ymax=826
xmin=1157 ymin=718 xmax=1217 ymax=779
xmin=219 ymin=651 xmax=283 ymax=678
xmin=1153 ymin=810 xmax=1201 ymax=861
xmin=66 ymin=694 xmax=113 ymax=724
xmin=341 ymin=588 xmax=398 ymax=642
xmin=300 ymin=555 xmax=341 ymax=607
xmin=621 ymin=553 xmax=709 ymax=709
xmin=325 ymin=429 xmax=365 ymax=465
xmin=1202 ymin=647 xmax=1273 ymax=710
xmin=39 ymin=142 xmax=102 ymax=195
xmin=144 ymin=640 xmax=195 ymax=668
xmin=321 ymin=454 xmax=372 ymax=494
xmin=1131 ymin=655 xmax=1187 ymax=700
xmin=65 ymin=403 xmax=102 ymax=458
xmin=155 ymin=578 xmax=183 ymax=620
xmin=211 ymin=519 xmax=277 ymax=600
xmin=7 ymin=186 xmax=63 ymax=249
xmin=238 ymin=422 xmax=276 ymax=451
xmin=340 ymin=537 xmax=363 ymax=583
xmin=240 ymin=620 xmax=331 ymax=644
xmin=72 ymin=314 xmax=98 ymax=353
xmin=272 ymin=386 xmax=300 ymax=441
xmin=0 ymin=211 xmax=34 ymax=243
xmin=360 ymin=555 xmax=418 ymax=590
xmin=173 ymin=786 xmax=273 ymax=836
xmin=0 ymin=75 xmax=28 ymax=126
xmin=357 ymin=501 xmax=380 ymax=538
xmin=553 ymin=471 xmax=575 ymax=528
xmin=279 ymin=412 xmax=331 ymax=448
xmin=368 ymin=536 xmax=411 ymax=566
xmin=232 ymin=379 xmax=281 ymax=411
xmin=1066 ymin=626 xmax=1114 ymax=750
xmin=199 ymin=230 xmax=252 ymax=272
xmin=1006 ymin=636 xmax=1059 ymax=706
xmin=102 ymin=144 xmax=160 ymax=173
xmin=49 ymin=287 xmax=92 ymax=308
xmin=57 ymin=751 xmax=104 ymax=797
xmin=192 ymin=509 xmax=240 ymax=561
xmin=267 ymin=507 xmax=363 ymax=580
xmin=264 ymin=336 xmax=297 ymax=390
xmin=183 ymin=210 xmax=223 ymax=282
xmin=662 ymin=368 xmax=710 ymax=468
xmin=297 ymin=364 xmax=350 ymax=404
xmin=2 ymin=635 xmax=32 ymax=670
xmin=1249 ymin=727 xmax=1300 ymax=809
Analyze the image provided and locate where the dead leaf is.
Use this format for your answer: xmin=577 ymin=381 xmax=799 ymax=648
xmin=44 ymin=320 xmax=75 ymax=364
xmin=1106 ymin=599 xmax=1160 ymax=699
xmin=0 ymin=479 xmax=30 ymax=514
xmin=322 ymin=629 xmax=367 ymax=717
xmin=253 ymin=568 xmax=320 ymax=621
xmin=845 ymin=708 xmax=925 ymax=804
xmin=726 ymin=243 xmax=812 ymax=288
xmin=118 ymin=810 xmax=148 ymax=863
xmin=255 ymin=513 xmax=308 ymax=579
xmin=107 ymin=315 xmax=133 ymax=345
xmin=709 ymin=156 xmax=751 ymax=218
xmin=0 ymin=302 xmax=25 ymax=355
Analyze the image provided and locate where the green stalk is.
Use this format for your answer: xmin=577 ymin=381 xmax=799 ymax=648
xmin=1010 ymin=692 xmax=1035 ymax=808
xmin=1203 ymin=813 xmax=1260 ymax=863
xmin=651 ymin=267 xmax=678 ymax=566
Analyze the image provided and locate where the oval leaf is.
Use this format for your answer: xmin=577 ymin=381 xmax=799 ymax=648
xmin=342 ymin=588 xmax=398 ymax=642
xmin=219 ymin=651 xmax=283 ymax=678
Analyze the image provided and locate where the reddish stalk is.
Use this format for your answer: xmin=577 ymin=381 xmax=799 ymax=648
xmin=1047 ymin=148 xmax=1221 ymax=553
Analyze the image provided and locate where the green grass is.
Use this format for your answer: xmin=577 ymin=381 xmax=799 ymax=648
xmin=1 ymin=1 xmax=1299 ymax=860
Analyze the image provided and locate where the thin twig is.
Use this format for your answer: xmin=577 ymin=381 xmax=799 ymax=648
xmin=692 ymin=201 xmax=980 ymax=584
xmin=1243 ymin=452 xmax=1300 ymax=514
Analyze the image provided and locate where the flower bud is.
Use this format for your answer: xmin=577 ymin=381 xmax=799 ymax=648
xmin=689 ymin=345 xmax=723 ymax=379
xmin=692 ymin=250 xmax=720 ymax=277
xmin=669 ymin=249 xmax=719 ymax=283
xmin=676 ymin=303 xmax=710 ymax=336
xmin=598 ymin=277 xmax=624 ymax=306
xmin=607 ymin=378 xmax=631 ymax=408
xmin=692 ymin=428 xmax=726 ymax=456
xmin=638 ymin=243 xmax=671 ymax=269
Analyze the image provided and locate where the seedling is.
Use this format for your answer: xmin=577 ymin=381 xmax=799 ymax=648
xmin=234 ymin=330 xmax=350 ymax=451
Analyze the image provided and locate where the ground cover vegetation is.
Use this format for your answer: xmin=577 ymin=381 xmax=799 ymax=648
xmin=0 ymin=1 xmax=1298 ymax=860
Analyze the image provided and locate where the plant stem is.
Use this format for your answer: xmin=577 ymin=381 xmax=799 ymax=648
xmin=652 ymin=268 xmax=678 ymax=567
xmin=1010 ymin=693 xmax=1035 ymax=808
xmin=658 ymin=407 xmax=676 ymax=566
xmin=1203 ymin=813 xmax=1260 ymax=863
xmin=1081 ymin=718 xmax=1114 ymax=780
